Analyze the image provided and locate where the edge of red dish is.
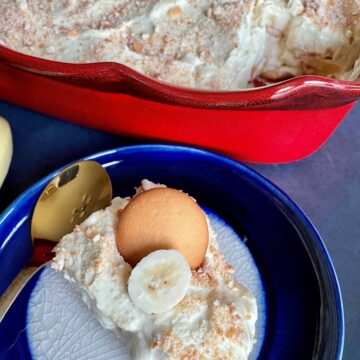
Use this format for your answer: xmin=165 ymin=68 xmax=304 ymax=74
xmin=1 ymin=45 xmax=360 ymax=111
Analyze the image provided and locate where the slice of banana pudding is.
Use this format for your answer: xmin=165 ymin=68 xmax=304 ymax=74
xmin=52 ymin=180 xmax=257 ymax=359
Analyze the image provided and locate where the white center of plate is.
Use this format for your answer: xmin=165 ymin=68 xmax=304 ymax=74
xmin=27 ymin=210 xmax=266 ymax=359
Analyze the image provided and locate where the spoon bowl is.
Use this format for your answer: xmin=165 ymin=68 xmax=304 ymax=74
xmin=0 ymin=160 xmax=112 ymax=321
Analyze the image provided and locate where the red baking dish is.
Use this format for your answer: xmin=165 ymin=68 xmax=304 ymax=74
xmin=0 ymin=45 xmax=359 ymax=163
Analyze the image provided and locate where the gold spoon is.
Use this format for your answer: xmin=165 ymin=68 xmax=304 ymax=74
xmin=0 ymin=160 xmax=112 ymax=322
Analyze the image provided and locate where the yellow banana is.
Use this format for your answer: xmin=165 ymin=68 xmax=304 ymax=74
xmin=0 ymin=116 xmax=13 ymax=188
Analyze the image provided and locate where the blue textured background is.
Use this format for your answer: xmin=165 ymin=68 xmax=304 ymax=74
xmin=0 ymin=100 xmax=359 ymax=359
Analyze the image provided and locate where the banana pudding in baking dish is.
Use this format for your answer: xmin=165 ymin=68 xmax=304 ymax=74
xmin=51 ymin=180 xmax=258 ymax=360
xmin=1 ymin=0 xmax=359 ymax=90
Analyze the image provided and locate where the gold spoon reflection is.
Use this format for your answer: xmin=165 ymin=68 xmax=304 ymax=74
xmin=0 ymin=160 xmax=112 ymax=322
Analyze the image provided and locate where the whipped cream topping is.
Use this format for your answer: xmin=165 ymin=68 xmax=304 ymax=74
xmin=52 ymin=180 xmax=257 ymax=359
xmin=1 ymin=0 xmax=359 ymax=89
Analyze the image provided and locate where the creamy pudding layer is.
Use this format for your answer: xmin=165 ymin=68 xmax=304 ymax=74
xmin=1 ymin=0 xmax=359 ymax=89
xmin=52 ymin=181 xmax=257 ymax=359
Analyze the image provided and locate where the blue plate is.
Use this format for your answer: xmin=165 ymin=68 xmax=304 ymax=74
xmin=0 ymin=145 xmax=344 ymax=359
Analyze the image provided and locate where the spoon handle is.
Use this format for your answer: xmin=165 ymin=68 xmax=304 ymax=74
xmin=0 ymin=264 xmax=47 ymax=323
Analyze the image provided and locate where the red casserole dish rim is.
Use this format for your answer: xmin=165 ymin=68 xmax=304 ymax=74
xmin=1 ymin=45 xmax=360 ymax=110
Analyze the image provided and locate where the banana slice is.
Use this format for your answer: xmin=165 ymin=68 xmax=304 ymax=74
xmin=0 ymin=117 xmax=13 ymax=189
xmin=128 ymin=250 xmax=192 ymax=314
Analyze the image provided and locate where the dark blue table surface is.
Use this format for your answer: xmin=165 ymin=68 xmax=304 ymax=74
xmin=0 ymin=100 xmax=359 ymax=360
